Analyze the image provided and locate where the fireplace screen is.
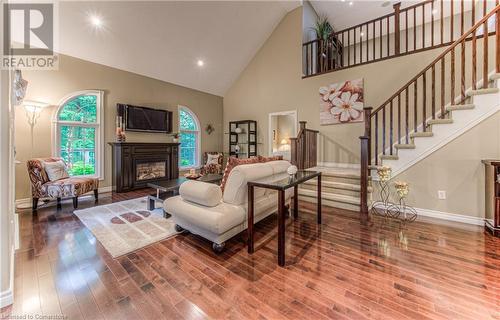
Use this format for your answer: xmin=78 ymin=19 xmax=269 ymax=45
xmin=136 ymin=161 xmax=166 ymax=181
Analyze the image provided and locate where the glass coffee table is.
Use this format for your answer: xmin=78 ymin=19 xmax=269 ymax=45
xmin=147 ymin=174 xmax=223 ymax=217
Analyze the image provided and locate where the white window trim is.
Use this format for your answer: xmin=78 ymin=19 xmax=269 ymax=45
xmin=51 ymin=90 xmax=105 ymax=180
xmin=178 ymin=105 xmax=201 ymax=170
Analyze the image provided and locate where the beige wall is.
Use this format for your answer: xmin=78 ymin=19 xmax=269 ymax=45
xmin=224 ymin=7 xmax=451 ymax=164
xmin=223 ymin=7 xmax=500 ymax=218
xmin=15 ymin=54 xmax=223 ymax=200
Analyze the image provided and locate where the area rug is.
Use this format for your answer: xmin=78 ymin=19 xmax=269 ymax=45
xmin=74 ymin=197 xmax=178 ymax=258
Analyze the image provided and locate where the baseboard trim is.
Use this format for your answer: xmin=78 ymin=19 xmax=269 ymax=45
xmin=316 ymin=162 xmax=360 ymax=169
xmin=0 ymin=289 xmax=13 ymax=308
xmin=15 ymin=186 xmax=114 ymax=209
xmin=415 ymin=207 xmax=484 ymax=226
xmin=372 ymin=202 xmax=483 ymax=226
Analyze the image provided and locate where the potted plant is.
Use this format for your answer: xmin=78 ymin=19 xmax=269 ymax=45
xmin=311 ymin=15 xmax=333 ymax=72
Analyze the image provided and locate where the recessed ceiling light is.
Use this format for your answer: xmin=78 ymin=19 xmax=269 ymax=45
xmin=360 ymin=32 xmax=364 ymax=37
xmin=432 ymin=9 xmax=438 ymax=15
xmin=197 ymin=60 xmax=204 ymax=67
xmin=349 ymin=1 xmax=354 ymax=6
xmin=90 ymin=15 xmax=102 ymax=28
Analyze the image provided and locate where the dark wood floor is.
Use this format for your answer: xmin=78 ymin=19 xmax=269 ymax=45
xmin=1 ymin=189 xmax=499 ymax=320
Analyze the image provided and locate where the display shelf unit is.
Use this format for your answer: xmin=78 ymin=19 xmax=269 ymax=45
xmin=228 ymin=120 xmax=257 ymax=158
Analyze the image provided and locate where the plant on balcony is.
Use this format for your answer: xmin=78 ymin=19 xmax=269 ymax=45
xmin=311 ymin=16 xmax=333 ymax=72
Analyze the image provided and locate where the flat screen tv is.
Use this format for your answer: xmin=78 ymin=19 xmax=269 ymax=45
xmin=119 ymin=104 xmax=172 ymax=133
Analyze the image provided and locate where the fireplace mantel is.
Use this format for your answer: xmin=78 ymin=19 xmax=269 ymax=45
xmin=109 ymin=142 xmax=180 ymax=193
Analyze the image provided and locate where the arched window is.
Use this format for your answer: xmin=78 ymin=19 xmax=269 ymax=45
xmin=53 ymin=90 xmax=104 ymax=179
xmin=178 ymin=106 xmax=200 ymax=169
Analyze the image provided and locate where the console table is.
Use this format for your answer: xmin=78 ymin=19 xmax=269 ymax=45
xmin=247 ymin=170 xmax=322 ymax=267
xmin=482 ymin=160 xmax=500 ymax=237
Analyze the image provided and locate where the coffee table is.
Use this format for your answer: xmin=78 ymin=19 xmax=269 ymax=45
xmin=147 ymin=174 xmax=223 ymax=217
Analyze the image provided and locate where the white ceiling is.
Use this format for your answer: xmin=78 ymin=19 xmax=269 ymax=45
xmin=310 ymin=1 xmax=419 ymax=31
xmin=57 ymin=1 xmax=300 ymax=96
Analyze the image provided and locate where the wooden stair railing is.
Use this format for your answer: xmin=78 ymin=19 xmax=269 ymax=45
xmin=360 ymin=4 xmax=500 ymax=217
xmin=290 ymin=121 xmax=319 ymax=169
xmin=303 ymin=0 xmax=497 ymax=78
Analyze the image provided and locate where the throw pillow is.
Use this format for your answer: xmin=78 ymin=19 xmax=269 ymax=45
xmin=220 ymin=156 xmax=260 ymax=192
xmin=43 ymin=160 xmax=69 ymax=181
xmin=206 ymin=153 xmax=220 ymax=165
xmin=258 ymin=155 xmax=284 ymax=162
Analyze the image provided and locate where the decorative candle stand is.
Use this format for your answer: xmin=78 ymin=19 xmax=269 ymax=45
xmin=371 ymin=166 xmax=397 ymax=218
xmin=387 ymin=181 xmax=417 ymax=223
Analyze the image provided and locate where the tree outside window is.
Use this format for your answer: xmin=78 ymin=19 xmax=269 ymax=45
xmin=179 ymin=107 xmax=200 ymax=169
xmin=54 ymin=91 xmax=103 ymax=178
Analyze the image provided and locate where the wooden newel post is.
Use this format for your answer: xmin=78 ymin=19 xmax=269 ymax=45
xmin=496 ymin=7 xmax=500 ymax=73
xmin=360 ymin=107 xmax=372 ymax=218
xmin=393 ymin=3 xmax=401 ymax=55
xmin=360 ymin=136 xmax=370 ymax=217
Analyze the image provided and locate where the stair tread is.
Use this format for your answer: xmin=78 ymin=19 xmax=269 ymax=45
xmin=309 ymin=167 xmax=361 ymax=179
xmin=394 ymin=144 xmax=416 ymax=149
xmin=298 ymin=189 xmax=361 ymax=204
xmin=410 ymin=131 xmax=433 ymax=138
xmin=380 ymin=155 xmax=399 ymax=160
xmin=467 ymin=88 xmax=499 ymax=96
xmin=489 ymin=73 xmax=500 ymax=81
xmin=427 ymin=118 xmax=453 ymax=125
xmin=301 ymin=180 xmax=373 ymax=192
xmin=446 ymin=104 xmax=475 ymax=111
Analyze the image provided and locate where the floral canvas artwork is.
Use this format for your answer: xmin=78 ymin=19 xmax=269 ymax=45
xmin=319 ymin=78 xmax=364 ymax=125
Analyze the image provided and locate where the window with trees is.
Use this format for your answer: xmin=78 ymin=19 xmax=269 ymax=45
xmin=54 ymin=90 xmax=104 ymax=178
xmin=179 ymin=106 xmax=200 ymax=169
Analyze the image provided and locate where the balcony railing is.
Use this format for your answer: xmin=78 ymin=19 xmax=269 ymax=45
xmin=303 ymin=0 xmax=496 ymax=78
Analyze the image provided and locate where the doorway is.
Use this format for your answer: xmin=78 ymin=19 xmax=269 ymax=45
xmin=268 ymin=110 xmax=297 ymax=160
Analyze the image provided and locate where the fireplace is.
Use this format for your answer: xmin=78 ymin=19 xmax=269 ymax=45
xmin=136 ymin=161 xmax=166 ymax=181
xmin=109 ymin=142 xmax=180 ymax=192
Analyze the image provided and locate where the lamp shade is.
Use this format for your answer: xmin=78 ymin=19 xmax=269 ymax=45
xmin=23 ymin=100 xmax=48 ymax=113
xmin=280 ymin=138 xmax=289 ymax=145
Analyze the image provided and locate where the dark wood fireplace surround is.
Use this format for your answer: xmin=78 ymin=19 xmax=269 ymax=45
xmin=109 ymin=142 xmax=180 ymax=193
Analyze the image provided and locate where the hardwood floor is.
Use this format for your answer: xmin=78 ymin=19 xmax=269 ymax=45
xmin=1 ymin=190 xmax=499 ymax=320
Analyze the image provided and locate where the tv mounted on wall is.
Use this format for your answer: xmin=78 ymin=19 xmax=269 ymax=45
xmin=117 ymin=104 xmax=172 ymax=133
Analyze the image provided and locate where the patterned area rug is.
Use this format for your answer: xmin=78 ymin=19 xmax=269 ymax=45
xmin=74 ymin=197 xmax=178 ymax=258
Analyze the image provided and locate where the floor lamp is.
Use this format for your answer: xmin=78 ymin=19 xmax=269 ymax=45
xmin=16 ymin=101 xmax=48 ymax=209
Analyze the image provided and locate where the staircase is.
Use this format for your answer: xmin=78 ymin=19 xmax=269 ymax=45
xmin=297 ymin=167 xmax=372 ymax=212
xmin=359 ymin=5 xmax=500 ymax=215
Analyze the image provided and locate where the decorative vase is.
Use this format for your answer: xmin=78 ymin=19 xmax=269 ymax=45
xmin=371 ymin=166 xmax=394 ymax=217
xmin=234 ymin=127 xmax=242 ymax=134
xmin=234 ymin=145 xmax=240 ymax=153
xmin=287 ymin=165 xmax=298 ymax=176
xmin=173 ymin=138 xmax=179 ymax=143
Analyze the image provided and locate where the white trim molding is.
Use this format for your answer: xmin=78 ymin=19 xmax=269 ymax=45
xmin=268 ymin=110 xmax=298 ymax=156
xmin=52 ymin=90 xmax=105 ymax=180
xmin=316 ymin=162 xmax=360 ymax=169
xmin=372 ymin=202 xmax=483 ymax=226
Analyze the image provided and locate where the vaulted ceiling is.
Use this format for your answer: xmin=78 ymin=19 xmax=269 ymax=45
xmin=57 ymin=1 xmax=300 ymax=96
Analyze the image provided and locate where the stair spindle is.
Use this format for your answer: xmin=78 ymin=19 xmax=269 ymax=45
xmin=483 ymin=18 xmax=489 ymax=89
xmin=405 ymin=88 xmax=409 ymax=144
xmin=397 ymin=94 xmax=401 ymax=144
xmin=441 ymin=58 xmax=445 ymax=118
xmin=375 ymin=113 xmax=379 ymax=165
xmin=423 ymin=73 xmax=427 ymax=130
xmin=432 ymin=64 xmax=436 ymax=118
xmin=390 ymin=101 xmax=394 ymax=155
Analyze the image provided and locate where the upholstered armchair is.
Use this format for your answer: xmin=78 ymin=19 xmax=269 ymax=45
xmin=200 ymin=152 xmax=223 ymax=175
xmin=27 ymin=157 xmax=99 ymax=211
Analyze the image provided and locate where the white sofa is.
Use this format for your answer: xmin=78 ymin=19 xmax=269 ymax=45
xmin=164 ymin=160 xmax=293 ymax=252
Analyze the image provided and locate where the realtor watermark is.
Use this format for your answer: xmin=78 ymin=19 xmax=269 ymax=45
xmin=2 ymin=1 xmax=58 ymax=70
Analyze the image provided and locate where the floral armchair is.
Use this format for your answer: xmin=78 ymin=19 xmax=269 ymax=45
xmin=27 ymin=157 xmax=99 ymax=211
xmin=200 ymin=152 xmax=224 ymax=175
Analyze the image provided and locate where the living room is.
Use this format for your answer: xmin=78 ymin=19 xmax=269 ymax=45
xmin=1 ymin=1 xmax=500 ymax=319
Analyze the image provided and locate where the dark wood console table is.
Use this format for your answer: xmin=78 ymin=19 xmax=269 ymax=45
xmin=482 ymin=160 xmax=500 ymax=237
xmin=247 ymin=170 xmax=322 ymax=267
